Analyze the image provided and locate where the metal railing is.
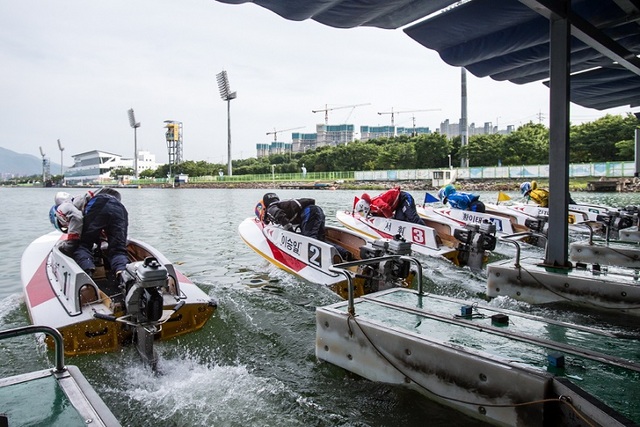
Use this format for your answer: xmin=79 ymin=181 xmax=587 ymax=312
xmin=330 ymin=255 xmax=424 ymax=315
xmin=0 ymin=325 xmax=65 ymax=372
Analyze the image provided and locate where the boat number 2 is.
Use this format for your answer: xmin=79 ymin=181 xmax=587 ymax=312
xmin=308 ymin=243 xmax=322 ymax=268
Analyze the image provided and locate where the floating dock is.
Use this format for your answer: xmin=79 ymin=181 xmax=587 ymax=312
xmin=316 ymin=288 xmax=639 ymax=426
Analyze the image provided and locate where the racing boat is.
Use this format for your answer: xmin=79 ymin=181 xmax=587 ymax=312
xmin=418 ymin=204 xmax=530 ymax=236
xmin=21 ymin=231 xmax=218 ymax=370
xmin=238 ymin=217 xmax=415 ymax=298
xmin=335 ymin=210 xmax=496 ymax=271
xmin=502 ymin=202 xmax=613 ymax=224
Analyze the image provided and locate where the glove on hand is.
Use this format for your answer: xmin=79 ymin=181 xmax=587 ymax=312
xmin=58 ymin=240 xmax=79 ymax=257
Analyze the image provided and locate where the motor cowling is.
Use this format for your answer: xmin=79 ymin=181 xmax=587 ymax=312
xmin=358 ymin=236 xmax=413 ymax=292
xmin=454 ymin=222 xmax=497 ymax=271
xmin=123 ymin=257 xmax=167 ymax=323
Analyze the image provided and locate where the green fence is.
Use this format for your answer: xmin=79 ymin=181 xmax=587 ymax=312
xmin=128 ymin=170 xmax=355 ymax=185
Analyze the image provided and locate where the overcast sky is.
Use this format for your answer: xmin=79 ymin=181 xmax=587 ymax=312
xmin=1 ymin=0 xmax=636 ymax=166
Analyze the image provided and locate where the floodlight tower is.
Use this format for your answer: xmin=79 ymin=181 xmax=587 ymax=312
xmin=39 ymin=146 xmax=50 ymax=186
xmin=164 ymin=120 xmax=183 ymax=181
xmin=127 ymin=108 xmax=141 ymax=179
xmin=57 ymin=139 xmax=64 ymax=184
xmin=216 ymin=70 xmax=237 ymax=176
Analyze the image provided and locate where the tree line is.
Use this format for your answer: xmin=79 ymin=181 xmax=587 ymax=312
xmin=137 ymin=113 xmax=636 ymax=178
xmin=6 ymin=113 xmax=636 ymax=185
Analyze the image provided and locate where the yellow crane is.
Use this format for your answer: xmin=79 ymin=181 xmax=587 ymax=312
xmin=312 ymin=103 xmax=371 ymax=125
xmin=266 ymin=126 xmax=305 ymax=142
xmin=377 ymin=108 xmax=441 ymax=127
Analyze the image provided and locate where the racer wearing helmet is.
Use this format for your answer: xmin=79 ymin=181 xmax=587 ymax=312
xmin=439 ymin=184 xmax=485 ymax=212
xmin=49 ymin=191 xmax=85 ymax=256
xmin=354 ymin=198 xmax=370 ymax=216
xmin=519 ymin=182 xmax=532 ymax=196
xmin=358 ymin=187 xmax=424 ymax=225
xmin=520 ymin=181 xmax=549 ymax=207
xmin=260 ymin=193 xmax=352 ymax=260
xmin=49 ymin=187 xmax=128 ymax=279
xmin=437 ymin=184 xmax=456 ymax=204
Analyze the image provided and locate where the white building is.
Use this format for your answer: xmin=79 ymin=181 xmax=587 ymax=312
xmin=136 ymin=150 xmax=157 ymax=174
xmin=64 ymin=150 xmax=157 ymax=184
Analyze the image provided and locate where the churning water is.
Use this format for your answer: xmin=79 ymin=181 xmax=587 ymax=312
xmin=0 ymin=186 xmax=638 ymax=426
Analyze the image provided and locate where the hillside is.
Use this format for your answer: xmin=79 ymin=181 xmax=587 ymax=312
xmin=0 ymin=147 xmax=62 ymax=177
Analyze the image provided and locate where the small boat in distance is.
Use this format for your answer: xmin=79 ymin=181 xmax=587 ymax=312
xmin=21 ymin=231 xmax=218 ymax=370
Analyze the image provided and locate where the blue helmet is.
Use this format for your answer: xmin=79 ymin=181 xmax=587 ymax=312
xmin=49 ymin=205 xmax=68 ymax=233
xmin=438 ymin=184 xmax=456 ymax=202
xmin=520 ymin=182 xmax=532 ymax=195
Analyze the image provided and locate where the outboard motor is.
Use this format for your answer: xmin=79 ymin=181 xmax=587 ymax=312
xmin=118 ymin=256 xmax=168 ymax=370
xmin=454 ymin=222 xmax=497 ymax=271
xmin=122 ymin=256 xmax=166 ymax=323
xmin=524 ymin=216 xmax=548 ymax=248
xmin=359 ymin=235 xmax=413 ymax=292
xmin=596 ymin=211 xmax=635 ymax=240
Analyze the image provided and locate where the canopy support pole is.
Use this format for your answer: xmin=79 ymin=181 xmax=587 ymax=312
xmin=545 ymin=0 xmax=571 ymax=268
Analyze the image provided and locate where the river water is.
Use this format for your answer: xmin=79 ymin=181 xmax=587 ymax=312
xmin=0 ymin=186 xmax=638 ymax=426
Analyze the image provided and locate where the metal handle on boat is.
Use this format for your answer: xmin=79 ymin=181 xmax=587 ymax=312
xmin=0 ymin=325 xmax=65 ymax=373
xmin=330 ymin=255 xmax=424 ymax=316
xmin=498 ymin=234 xmax=525 ymax=267
xmin=573 ymin=221 xmax=596 ymax=245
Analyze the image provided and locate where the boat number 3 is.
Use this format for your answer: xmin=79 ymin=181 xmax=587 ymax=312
xmin=411 ymin=228 xmax=425 ymax=245
xmin=308 ymin=243 xmax=322 ymax=268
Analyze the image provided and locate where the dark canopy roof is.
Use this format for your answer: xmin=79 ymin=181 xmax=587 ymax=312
xmin=217 ymin=0 xmax=640 ymax=110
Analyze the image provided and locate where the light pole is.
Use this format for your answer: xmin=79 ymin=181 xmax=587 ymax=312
xmin=57 ymin=139 xmax=64 ymax=185
xmin=216 ymin=70 xmax=237 ymax=176
xmin=39 ymin=146 xmax=46 ymax=186
xmin=127 ymin=108 xmax=141 ymax=179
xmin=448 ymin=154 xmax=452 ymax=169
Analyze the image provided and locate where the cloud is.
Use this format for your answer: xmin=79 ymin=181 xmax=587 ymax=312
xmin=0 ymin=0 xmax=634 ymax=166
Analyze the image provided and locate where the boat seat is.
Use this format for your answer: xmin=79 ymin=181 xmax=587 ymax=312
xmin=79 ymin=284 xmax=99 ymax=306
xmin=331 ymin=247 xmax=344 ymax=264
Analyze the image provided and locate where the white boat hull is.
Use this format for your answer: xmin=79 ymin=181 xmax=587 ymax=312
xmin=21 ymin=231 xmax=217 ymax=356
xmin=335 ymin=210 xmax=457 ymax=259
xmin=238 ymin=217 xmax=415 ymax=298
xmin=418 ymin=205 xmax=523 ymax=235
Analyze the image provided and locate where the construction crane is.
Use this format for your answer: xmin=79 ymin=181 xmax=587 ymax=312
xmin=266 ymin=126 xmax=305 ymax=142
xmin=377 ymin=108 xmax=441 ymax=127
xmin=312 ymin=103 xmax=371 ymax=125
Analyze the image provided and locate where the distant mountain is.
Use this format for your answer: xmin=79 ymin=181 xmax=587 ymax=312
xmin=0 ymin=146 xmax=62 ymax=177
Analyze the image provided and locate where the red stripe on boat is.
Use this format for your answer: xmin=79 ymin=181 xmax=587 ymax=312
xmin=175 ymin=269 xmax=193 ymax=284
xmin=260 ymin=227 xmax=306 ymax=272
xmin=25 ymin=257 xmax=55 ymax=308
xmin=267 ymin=239 xmax=306 ymax=271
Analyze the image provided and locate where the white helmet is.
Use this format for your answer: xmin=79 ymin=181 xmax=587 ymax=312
xmin=54 ymin=191 xmax=71 ymax=206
xmin=355 ymin=199 xmax=370 ymax=216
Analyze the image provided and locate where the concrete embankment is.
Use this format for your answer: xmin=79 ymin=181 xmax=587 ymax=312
xmin=148 ymin=177 xmax=640 ymax=192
